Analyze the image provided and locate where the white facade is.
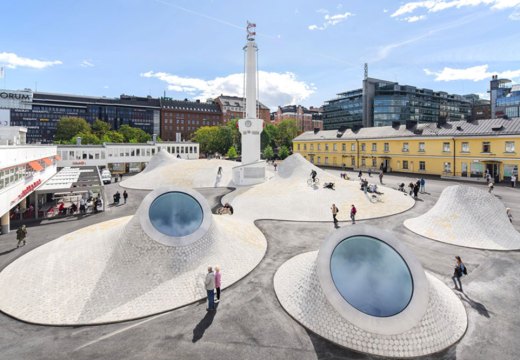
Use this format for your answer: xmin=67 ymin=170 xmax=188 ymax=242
xmin=57 ymin=142 xmax=199 ymax=171
xmin=0 ymin=141 xmax=57 ymax=234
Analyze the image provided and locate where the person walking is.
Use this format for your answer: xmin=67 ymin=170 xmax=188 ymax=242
xmin=217 ymin=166 xmax=222 ymax=176
xmin=16 ymin=225 xmax=27 ymax=248
xmin=420 ymin=178 xmax=426 ymax=193
xmin=350 ymin=204 xmax=357 ymax=225
xmin=511 ymin=174 xmax=516 ymax=188
xmin=413 ymin=182 xmax=420 ymax=198
xmin=331 ymin=204 xmax=339 ymax=228
xmin=368 ymin=168 xmax=372 ymax=177
xmin=274 ymin=163 xmax=278 ymax=172
xmin=452 ymin=256 xmax=466 ymax=292
xmin=488 ymin=182 xmax=494 ymax=193
xmin=204 ymin=266 xmax=216 ymax=311
xmin=378 ymin=170 xmax=383 ymax=184
xmin=214 ymin=266 xmax=222 ymax=303
xmin=79 ymin=197 xmax=86 ymax=214
xmin=506 ymin=208 xmax=513 ymax=223
xmin=123 ymin=190 xmax=128 ymax=204
xmin=358 ymin=170 xmax=362 ymax=179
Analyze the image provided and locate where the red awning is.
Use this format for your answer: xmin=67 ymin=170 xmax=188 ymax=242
xmin=28 ymin=161 xmax=43 ymax=172
xmin=55 ymin=155 xmax=62 ymax=161
xmin=42 ymin=158 xmax=53 ymax=165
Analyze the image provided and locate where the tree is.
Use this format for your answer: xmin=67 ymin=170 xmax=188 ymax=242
xmin=71 ymin=131 xmax=100 ymax=145
xmin=275 ymin=119 xmax=299 ymax=149
xmin=279 ymin=145 xmax=290 ymax=160
xmin=92 ymin=119 xmax=111 ymax=138
xmin=216 ymin=126 xmax=234 ymax=155
xmin=226 ymin=146 xmax=238 ymax=160
xmin=225 ymin=118 xmax=241 ymax=153
xmin=262 ymin=123 xmax=278 ymax=150
xmin=192 ymin=126 xmax=219 ymax=156
xmin=102 ymin=131 xmax=125 ymax=143
xmin=263 ymin=145 xmax=274 ymax=160
xmin=55 ymin=117 xmax=90 ymax=142
xmin=118 ymin=125 xmax=151 ymax=143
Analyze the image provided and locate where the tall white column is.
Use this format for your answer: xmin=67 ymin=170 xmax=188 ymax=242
xmin=245 ymin=41 xmax=257 ymax=120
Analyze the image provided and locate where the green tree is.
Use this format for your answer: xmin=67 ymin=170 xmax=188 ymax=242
xmin=261 ymin=123 xmax=277 ymax=150
xmin=263 ymin=145 xmax=274 ymax=160
xmin=101 ymin=131 xmax=125 ymax=143
xmin=192 ymin=126 xmax=219 ymax=156
xmin=118 ymin=124 xmax=151 ymax=143
xmin=225 ymin=118 xmax=241 ymax=153
xmin=71 ymin=131 xmax=100 ymax=145
xmin=226 ymin=146 xmax=238 ymax=160
xmin=55 ymin=117 xmax=90 ymax=142
xmin=275 ymin=119 xmax=299 ymax=149
xmin=278 ymin=145 xmax=290 ymax=160
xmin=91 ymin=119 xmax=111 ymax=138
xmin=216 ymin=126 xmax=234 ymax=155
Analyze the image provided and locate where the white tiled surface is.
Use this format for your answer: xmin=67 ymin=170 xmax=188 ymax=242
xmin=0 ymin=215 xmax=266 ymax=325
xmin=231 ymin=154 xmax=415 ymax=222
xmin=274 ymin=251 xmax=467 ymax=358
xmin=404 ymin=185 xmax=520 ymax=250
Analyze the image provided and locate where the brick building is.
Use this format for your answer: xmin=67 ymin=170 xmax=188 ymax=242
xmin=160 ymin=98 xmax=222 ymax=141
xmin=272 ymin=105 xmax=323 ymax=132
xmin=214 ymin=95 xmax=270 ymax=124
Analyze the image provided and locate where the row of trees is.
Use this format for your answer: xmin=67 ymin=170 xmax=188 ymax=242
xmin=192 ymin=118 xmax=299 ymax=160
xmin=55 ymin=117 xmax=152 ymax=144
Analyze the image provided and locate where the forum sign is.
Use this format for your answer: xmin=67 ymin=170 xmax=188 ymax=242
xmin=0 ymin=89 xmax=33 ymax=110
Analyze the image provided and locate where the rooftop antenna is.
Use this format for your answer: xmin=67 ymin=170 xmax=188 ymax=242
xmin=364 ymin=63 xmax=368 ymax=80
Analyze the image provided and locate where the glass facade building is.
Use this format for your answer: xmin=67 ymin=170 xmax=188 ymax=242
xmin=491 ymin=76 xmax=520 ymax=119
xmin=323 ymin=78 xmax=473 ymax=130
xmin=9 ymin=93 xmax=160 ymax=144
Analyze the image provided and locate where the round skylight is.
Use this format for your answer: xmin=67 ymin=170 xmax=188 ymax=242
xmin=330 ymin=235 xmax=413 ymax=317
xmin=149 ymin=192 xmax=203 ymax=237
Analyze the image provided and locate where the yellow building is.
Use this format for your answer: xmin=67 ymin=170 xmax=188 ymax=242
xmin=293 ymin=118 xmax=520 ymax=182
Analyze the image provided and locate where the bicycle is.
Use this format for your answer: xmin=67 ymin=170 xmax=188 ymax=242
xmin=307 ymin=177 xmax=320 ymax=186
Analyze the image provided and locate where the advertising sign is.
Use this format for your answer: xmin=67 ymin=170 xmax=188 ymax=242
xmin=0 ymin=89 xmax=33 ymax=110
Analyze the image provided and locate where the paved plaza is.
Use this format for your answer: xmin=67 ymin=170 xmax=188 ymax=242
xmin=1 ymin=164 xmax=520 ymax=360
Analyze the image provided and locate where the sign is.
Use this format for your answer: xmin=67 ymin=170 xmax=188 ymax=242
xmin=72 ymin=161 xmax=86 ymax=165
xmin=0 ymin=89 xmax=33 ymax=110
xmin=11 ymin=179 xmax=42 ymax=204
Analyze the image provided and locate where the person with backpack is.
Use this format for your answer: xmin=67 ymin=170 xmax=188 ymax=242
xmin=350 ymin=204 xmax=357 ymax=225
xmin=452 ymin=256 xmax=467 ymax=292
xmin=16 ymin=225 xmax=27 ymax=248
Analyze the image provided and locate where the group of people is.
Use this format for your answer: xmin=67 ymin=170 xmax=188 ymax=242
xmin=398 ymin=178 xmax=425 ymax=198
xmin=217 ymin=203 xmax=234 ymax=215
xmin=331 ymin=203 xmax=357 ymax=228
xmin=204 ymin=266 xmax=222 ymax=311
xmin=113 ymin=190 xmax=128 ymax=205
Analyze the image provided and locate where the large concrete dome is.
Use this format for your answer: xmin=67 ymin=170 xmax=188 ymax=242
xmin=274 ymin=225 xmax=467 ymax=358
xmin=404 ymin=185 xmax=520 ymax=250
xmin=0 ymin=187 xmax=266 ymax=325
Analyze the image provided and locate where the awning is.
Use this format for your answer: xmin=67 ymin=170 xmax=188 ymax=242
xmin=28 ymin=161 xmax=43 ymax=172
xmin=55 ymin=155 xmax=62 ymax=161
xmin=42 ymin=158 xmax=53 ymax=165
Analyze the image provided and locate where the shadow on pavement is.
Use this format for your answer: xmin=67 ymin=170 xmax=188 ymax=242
xmin=0 ymin=247 xmax=18 ymax=256
xmin=458 ymin=293 xmax=490 ymax=318
xmin=192 ymin=303 xmax=219 ymax=343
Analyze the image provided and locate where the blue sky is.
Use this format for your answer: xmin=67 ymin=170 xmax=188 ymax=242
xmin=1 ymin=0 xmax=520 ymax=109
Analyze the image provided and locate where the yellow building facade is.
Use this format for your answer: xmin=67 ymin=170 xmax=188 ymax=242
xmin=293 ymin=119 xmax=520 ymax=182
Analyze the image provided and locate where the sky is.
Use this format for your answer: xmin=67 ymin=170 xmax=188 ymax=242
xmin=1 ymin=0 xmax=520 ymax=110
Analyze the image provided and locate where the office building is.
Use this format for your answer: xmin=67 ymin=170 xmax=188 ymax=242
xmin=215 ymin=95 xmax=271 ymax=124
xmin=160 ymin=98 xmax=222 ymax=141
xmin=490 ymin=75 xmax=520 ymax=119
xmin=323 ymin=78 xmax=474 ymax=130
xmin=271 ymin=105 xmax=323 ymax=132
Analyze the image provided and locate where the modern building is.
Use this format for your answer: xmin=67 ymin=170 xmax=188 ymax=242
xmin=0 ymin=127 xmax=57 ymax=234
xmin=160 ymin=98 xmax=222 ymax=141
xmin=490 ymin=75 xmax=520 ymax=119
xmin=463 ymin=94 xmax=491 ymax=121
xmin=323 ymin=78 xmax=474 ymax=130
xmin=293 ymin=118 xmax=520 ymax=182
xmin=215 ymin=95 xmax=271 ymax=124
xmin=3 ymin=89 xmax=161 ymax=143
xmin=57 ymin=141 xmax=199 ymax=173
xmin=271 ymin=105 xmax=323 ymax=132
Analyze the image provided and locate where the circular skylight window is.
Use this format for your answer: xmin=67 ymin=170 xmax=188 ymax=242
xmin=140 ymin=186 xmax=212 ymax=247
xmin=330 ymin=235 xmax=413 ymax=317
xmin=317 ymin=225 xmax=429 ymax=335
xmin=149 ymin=192 xmax=203 ymax=237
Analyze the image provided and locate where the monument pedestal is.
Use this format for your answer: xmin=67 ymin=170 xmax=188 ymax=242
xmin=232 ymin=161 xmax=266 ymax=186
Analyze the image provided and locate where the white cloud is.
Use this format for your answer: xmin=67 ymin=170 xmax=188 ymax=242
xmin=476 ymin=92 xmax=490 ymax=100
xmin=80 ymin=60 xmax=94 ymax=68
xmin=404 ymin=15 xmax=427 ymax=22
xmin=391 ymin=0 xmax=520 ymax=19
xmin=308 ymin=11 xmax=353 ymax=30
xmin=424 ymin=64 xmax=520 ymax=81
xmin=0 ymin=52 xmax=62 ymax=69
xmin=140 ymin=71 xmax=315 ymax=109
xmin=510 ymin=6 xmax=520 ymax=18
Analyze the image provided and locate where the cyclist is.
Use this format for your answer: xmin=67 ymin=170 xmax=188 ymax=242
xmin=310 ymin=170 xmax=317 ymax=184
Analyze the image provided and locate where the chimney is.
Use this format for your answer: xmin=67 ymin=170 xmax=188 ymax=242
xmin=437 ymin=116 xmax=447 ymax=128
xmin=76 ymin=136 xmax=82 ymax=145
xmin=405 ymin=120 xmax=417 ymax=130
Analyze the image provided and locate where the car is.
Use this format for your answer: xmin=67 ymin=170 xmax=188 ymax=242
xmin=101 ymin=169 xmax=112 ymax=184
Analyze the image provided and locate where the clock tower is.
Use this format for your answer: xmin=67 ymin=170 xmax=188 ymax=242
xmin=233 ymin=22 xmax=266 ymax=185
